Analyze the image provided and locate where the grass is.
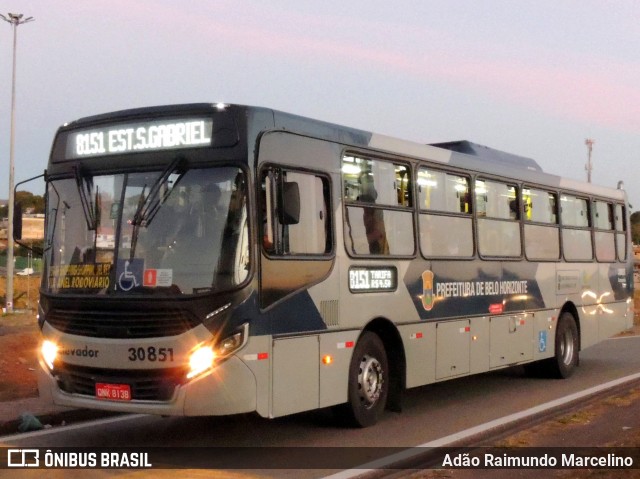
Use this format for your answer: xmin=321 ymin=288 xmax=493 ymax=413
xmin=0 ymin=274 xmax=40 ymax=311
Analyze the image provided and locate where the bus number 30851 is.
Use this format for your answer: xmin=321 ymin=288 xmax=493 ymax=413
xmin=128 ymin=347 xmax=175 ymax=362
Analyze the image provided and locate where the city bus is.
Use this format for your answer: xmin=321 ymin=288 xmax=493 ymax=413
xmin=24 ymin=103 xmax=634 ymax=427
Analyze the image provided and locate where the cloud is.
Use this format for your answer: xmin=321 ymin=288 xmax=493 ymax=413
xmin=152 ymin=2 xmax=637 ymax=133
xmin=25 ymin=0 xmax=640 ymax=133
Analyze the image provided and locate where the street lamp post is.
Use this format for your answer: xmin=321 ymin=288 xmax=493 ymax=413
xmin=585 ymin=138 xmax=595 ymax=184
xmin=1 ymin=13 xmax=33 ymax=314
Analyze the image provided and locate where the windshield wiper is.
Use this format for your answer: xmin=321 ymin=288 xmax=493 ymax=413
xmin=129 ymin=157 xmax=185 ymax=259
xmin=73 ymin=166 xmax=99 ymax=231
xmin=131 ymin=156 xmax=185 ymax=227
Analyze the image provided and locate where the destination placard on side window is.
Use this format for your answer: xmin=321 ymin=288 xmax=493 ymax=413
xmin=65 ymin=118 xmax=213 ymax=159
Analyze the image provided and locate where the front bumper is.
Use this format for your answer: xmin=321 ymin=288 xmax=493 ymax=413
xmin=37 ymin=354 xmax=258 ymax=417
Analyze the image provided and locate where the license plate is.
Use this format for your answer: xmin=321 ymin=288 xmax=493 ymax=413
xmin=96 ymin=383 xmax=132 ymax=401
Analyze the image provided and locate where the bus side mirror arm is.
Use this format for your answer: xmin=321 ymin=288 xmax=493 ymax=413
xmin=13 ymin=172 xmax=46 ymax=256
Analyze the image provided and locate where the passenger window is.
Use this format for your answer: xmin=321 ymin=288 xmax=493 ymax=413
xmin=418 ymin=169 xmax=470 ymax=214
xmin=417 ymin=167 xmax=473 ymax=258
xmin=561 ymin=194 xmax=592 ymax=261
xmin=522 ymin=188 xmax=559 ymax=260
xmin=476 ymin=179 xmax=521 ymax=257
xmin=343 ymin=155 xmax=411 ymax=207
xmin=476 ymin=180 xmax=518 ymax=220
xmin=523 ymin=188 xmax=557 ymax=224
xmin=592 ymin=200 xmax=615 ymax=262
xmin=615 ymin=204 xmax=627 ymax=261
xmin=593 ymin=201 xmax=614 ymax=230
xmin=342 ymin=154 xmax=414 ymax=256
xmin=561 ymin=195 xmax=590 ymax=228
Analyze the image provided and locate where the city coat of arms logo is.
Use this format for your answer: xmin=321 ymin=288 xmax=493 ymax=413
xmin=421 ymin=270 xmax=434 ymax=311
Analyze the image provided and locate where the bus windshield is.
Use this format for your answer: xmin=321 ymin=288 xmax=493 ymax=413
xmin=44 ymin=166 xmax=249 ymax=295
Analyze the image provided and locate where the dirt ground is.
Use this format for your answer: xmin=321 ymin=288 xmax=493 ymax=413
xmin=0 ymin=313 xmax=40 ymax=401
xmin=0 ymin=275 xmax=41 ymax=401
xmin=414 ymin=388 xmax=640 ymax=479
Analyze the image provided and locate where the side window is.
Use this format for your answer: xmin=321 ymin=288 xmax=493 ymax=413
xmin=615 ymin=203 xmax=627 ymax=261
xmin=561 ymin=195 xmax=590 ymax=227
xmin=418 ymin=168 xmax=473 ymax=258
xmin=560 ymin=194 xmax=592 ymax=261
xmin=476 ymin=180 xmax=518 ymax=220
xmin=476 ymin=179 xmax=521 ymax=257
xmin=593 ymin=200 xmax=615 ymax=262
xmin=523 ymin=188 xmax=557 ymax=224
xmin=342 ymin=154 xmax=414 ymax=256
xmin=615 ymin=204 xmax=626 ymax=232
xmin=417 ymin=169 xmax=471 ymax=213
xmin=522 ymin=188 xmax=560 ymax=260
xmin=262 ymin=167 xmax=331 ymax=256
xmin=593 ymin=201 xmax=614 ymax=230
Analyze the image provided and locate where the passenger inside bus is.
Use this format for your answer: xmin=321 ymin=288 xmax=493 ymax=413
xmin=163 ymin=183 xmax=225 ymax=291
xmin=358 ymin=174 xmax=389 ymax=255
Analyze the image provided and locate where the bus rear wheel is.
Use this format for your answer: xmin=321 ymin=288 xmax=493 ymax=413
xmin=339 ymin=331 xmax=389 ymax=427
xmin=529 ymin=312 xmax=579 ymax=379
xmin=551 ymin=312 xmax=579 ymax=378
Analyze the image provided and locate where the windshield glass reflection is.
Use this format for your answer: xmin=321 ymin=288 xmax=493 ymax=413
xmin=45 ymin=167 xmax=249 ymax=295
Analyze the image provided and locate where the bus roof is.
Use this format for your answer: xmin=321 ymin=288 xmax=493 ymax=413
xmin=430 ymin=140 xmax=544 ymax=173
xmin=270 ymin=109 xmax=625 ymax=201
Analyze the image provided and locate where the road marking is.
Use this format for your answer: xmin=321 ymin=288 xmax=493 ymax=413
xmin=321 ymin=371 xmax=640 ymax=479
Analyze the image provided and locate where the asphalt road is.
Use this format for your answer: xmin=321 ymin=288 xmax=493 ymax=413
xmin=2 ymin=335 xmax=640 ymax=479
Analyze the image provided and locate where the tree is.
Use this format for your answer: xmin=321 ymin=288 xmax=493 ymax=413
xmin=15 ymin=191 xmax=45 ymax=214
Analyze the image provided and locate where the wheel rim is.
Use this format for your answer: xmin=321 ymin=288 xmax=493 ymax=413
xmin=357 ymin=354 xmax=383 ymax=409
xmin=559 ymin=327 xmax=575 ymax=366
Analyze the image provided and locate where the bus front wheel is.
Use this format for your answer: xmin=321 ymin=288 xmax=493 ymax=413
xmin=339 ymin=331 xmax=389 ymax=427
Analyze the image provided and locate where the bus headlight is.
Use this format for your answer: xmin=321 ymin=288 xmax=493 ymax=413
xmin=186 ymin=323 xmax=248 ymax=380
xmin=42 ymin=340 xmax=59 ymax=370
xmin=187 ymin=346 xmax=216 ymax=379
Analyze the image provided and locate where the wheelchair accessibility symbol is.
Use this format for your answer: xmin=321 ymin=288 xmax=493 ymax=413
xmin=538 ymin=330 xmax=547 ymax=353
xmin=116 ymin=259 xmax=144 ymax=291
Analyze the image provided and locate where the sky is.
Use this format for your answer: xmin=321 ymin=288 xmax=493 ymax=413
xmin=0 ymin=0 xmax=638 ymax=209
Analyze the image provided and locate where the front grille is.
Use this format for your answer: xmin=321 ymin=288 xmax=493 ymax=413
xmin=54 ymin=363 xmax=187 ymax=401
xmin=46 ymin=309 xmax=200 ymax=338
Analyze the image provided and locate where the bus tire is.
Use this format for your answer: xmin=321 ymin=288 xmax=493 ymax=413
xmin=340 ymin=331 xmax=389 ymax=427
xmin=545 ymin=312 xmax=579 ymax=379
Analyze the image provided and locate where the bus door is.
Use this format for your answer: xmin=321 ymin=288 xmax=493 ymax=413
xmin=257 ymin=133 xmax=337 ymax=416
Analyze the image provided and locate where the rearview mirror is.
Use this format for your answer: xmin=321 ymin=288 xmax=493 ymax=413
xmin=13 ymin=203 xmax=22 ymax=240
xmin=13 ymin=173 xmax=46 ymax=256
xmin=278 ymin=181 xmax=300 ymax=225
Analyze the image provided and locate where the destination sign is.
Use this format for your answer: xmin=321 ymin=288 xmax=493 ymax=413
xmin=349 ymin=266 xmax=397 ymax=293
xmin=66 ymin=118 xmax=213 ymax=158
